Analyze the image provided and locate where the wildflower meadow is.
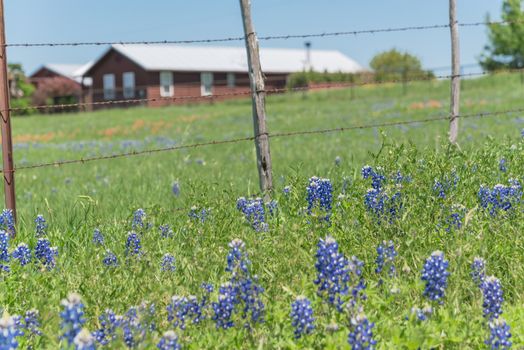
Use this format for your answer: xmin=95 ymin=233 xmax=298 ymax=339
xmin=0 ymin=75 xmax=524 ymax=349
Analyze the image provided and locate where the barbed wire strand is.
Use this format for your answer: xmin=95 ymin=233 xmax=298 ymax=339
xmin=8 ymin=67 xmax=524 ymax=114
xmin=4 ymin=19 xmax=516 ymax=48
xmin=3 ymin=106 xmax=522 ymax=174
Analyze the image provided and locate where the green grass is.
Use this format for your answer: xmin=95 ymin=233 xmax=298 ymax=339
xmin=1 ymin=73 xmax=523 ymax=349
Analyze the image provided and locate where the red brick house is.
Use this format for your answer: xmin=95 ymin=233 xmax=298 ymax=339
xmin=83 ymin=44 xmax=364 ymax=109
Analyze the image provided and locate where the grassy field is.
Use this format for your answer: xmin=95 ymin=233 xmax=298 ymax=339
xmin=0 ymin=73 xmax=523 ymax=349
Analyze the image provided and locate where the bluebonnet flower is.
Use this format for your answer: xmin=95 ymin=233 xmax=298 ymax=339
xmin=93 ymin=309 xmax=120 ymax=345
xmin=161 ymin=254 xmax=176 ymax=272
xmin=157 ymin=331 xmax=181 ymax=350
xmin=486 ymin=318 xmax=512 ymax=350
xmin=314 ymin=236 xmax=350 ymax=310
xmin=499 ymin=159 xmax=507 ymax=172
xmin=290 ymin=296 xmax=315 ymax=339
xmin=375 ymin=240 xmax=397 ymax=281
xmin=200 ymin=282 xmax=214 ymax=311
xmin=347 ymin=256 xmax=366 ymax=313
xmin=347 ymin=313 xmax=377 ymax=350
xmin=35 ymin=238 xmax=58 ymax=270
xmin=0 ymin=209 xmax=15 ymax=236
xmin=12 ymin=243 xmax=31 ymax=266
xmin=481 ymin=276 xmax=504 ymax=320
xmin=212 ymin=282 xmax=237 ymax=329
xmin=266 ymin=200 xmax=278 ymax=217
xmin=410 ymin=305 xmax=433 ymax=321
xmin=226 ymin=239 xmax=249 ymax=278
xmin=132 ymin=209 xmax=146 ymax=231
xmin=60 ymin=293 xmax=86 ymax=346
xmin=73 ymin=329 xmax=96 ymax=350
xmin=306 ymin=177 xmax=333 ymax=220
xmin=362 ymin=165 xmax=385 ymax=190
xmin=421 ymin=251 xmax=449 ymax=303
xmin=172 ymin=181 xmax=180 ymax=196
xmin=167 ymin=295 xmax=202 ymax=330
xmin=478 ymin=180 xmax=522 ymax=216
xmin=236 ymin=197 xmax=267 ymax=231
xmin=125 ymin=232 xmax=141 ymax=257
xmin=0 ymin=313 xmax=24 ymax=349
xmin=363 ymin=167 xmax=402 ymax=223
xmin=92 ymin=228 xmax=104 ymax=245
xmin=471 ymin=257 xmax=486 ymax=287
xmin=443 ymin=204 xmax=466 ymax=232
xmin=103 ymin=250 xmax=118 ymax=267
xmin=159 ymin=224 xmax=174 ymax=238
xmin=23 ymin=309 xmax=42 ymax=336
xmin=283 ymin=186 xmax=291 ymax=195
xmin=188 ymin=206 xmax=210 ymax=223
xmin=35 ymin=214 xmax=47 ymax=237
xmin=237 ymin=274 xmax=265 ymax=324
xmin=433 ymin=171 xmax=459 ymax=199
xmin=121 ymin=306 xmax=146 ymax=348
xmin=0 ymin=231 xmax=9 ymax=268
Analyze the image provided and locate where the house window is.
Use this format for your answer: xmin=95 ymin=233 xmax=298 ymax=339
xmin=227 ymin=73 xmax=235 ymax=88
xmin=160 ymin=71 xmax=173 ymax=97
xmin=123 ymin=72 xmax=135 ymax=98
xmin=103 ymin=74 xmax=115 ymax=100
xmin=201 ymin=72 xmax=213 ymax=96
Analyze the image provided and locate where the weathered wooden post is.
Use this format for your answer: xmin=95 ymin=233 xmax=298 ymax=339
xmin=239 ymin=0 xmax=273 ymax=194
xmin=449 ymin=0 xmax=461 ymax=144
xmin=0 ymin=0 xmax=17 ymax=227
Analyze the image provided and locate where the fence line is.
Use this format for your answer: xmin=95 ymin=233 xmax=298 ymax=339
xmin=2 ymin=106 xmax=522 ymax=174
xmin=8 ymin=68 xmax=524 ymax=114
xmin=4 ymin=19 xmax=516 ymax=48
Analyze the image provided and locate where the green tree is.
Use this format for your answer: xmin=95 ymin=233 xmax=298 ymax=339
xmin=369 ymin=49 xmax=431 ymax=82
xmin=8 ymin=63 xmax=34 ymax=115
xmin=480 ymin=0 xmax=524 ymax=70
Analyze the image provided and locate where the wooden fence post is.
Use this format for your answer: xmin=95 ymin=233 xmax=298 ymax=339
xmin=449 ymin=0 xmax=461 ymax=144
xmin=0 ymin=0 xmax=17 ymax=228
xmin=239 ymin=0 xmax=273 ymax=195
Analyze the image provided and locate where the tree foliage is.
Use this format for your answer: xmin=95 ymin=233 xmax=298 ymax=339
xmin=8 ymin=63 xmax=34 ymax=115
xmin=32 ymin=76 xmax=81 ymax=108
xmin=480 ymin=0 xmax=524 ymax=71
xmin=369 ymin=49 xmax=432 ymax=82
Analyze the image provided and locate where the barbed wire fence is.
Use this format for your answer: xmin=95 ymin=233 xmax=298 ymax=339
xmin=0 ymin=0 xmax=521 ymax=231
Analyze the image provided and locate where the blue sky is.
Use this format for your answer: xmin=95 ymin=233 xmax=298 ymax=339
xmin=5 ymin=1 xmax=502 ymax=75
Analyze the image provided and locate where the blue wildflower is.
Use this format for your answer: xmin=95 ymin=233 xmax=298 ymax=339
xmin=12 ymin=243 xmax=31 ymax=266
xmin=60 ymin=293 xmax=85 ymax=346
xmin=410 ymin=305 xmax=433 ymax=321
xmin=188 ymin=206 xmax=209 ymax=223
xmin=283 ymin=186 xmax=291 ymax=195
xmin=121 ymin=306 xmax=146 ymax=348
xmin=443 ymin=204 xmax=466 ymax=232
xmin=161 ymin=254 xmax=176 ymax=272
xmin=486 ymin=318 xmax=512 ymax=350
xmin=157 ymin=331 xmax=181 ymax=350
xmin=35 ymin=215 xmax=47 ymax=237
xmin=499 ymin=159 xmax=507 ymax=172
xmin=362 ymin=165 xmax=386 ymax=190
xmin=103 ymin=250 xmax=118 ymax=267
xmin=236 ymin=197 xmax=267 ymax=231
xmin=125 ymin=232 xmax=141 ymax=257
xmin=306 ymin=177 xmax=333 ymax=220
xmin=314 ymin=236 xmax=350 ymax=310
xmin=93 ymin=309 xmax=120 ymax=345
xmin=73 ymin=328 xmax=96 ymax=350
xmin=35 ymin=238 xmax=58 ymax=270
xmin=167 ymin=295 xmax=202 ymax=330
xmin=0 ymin=209 xmax=15 ymax=236
xmin=159 ymin=224 xmax=174 ymax=238
xmin=23 ymin=309 xmax=42 ymax=336
xmin=93 ymin=228 xmax=104 ymax=245
xmin=375 ymin=240 xmax=396 ymax=281
xmin=0 ymin=230 xmax=9 ymax=264
xmin=132 ymin=209 xmax=146 ymax=231
xmin=200 ymin=282 xmax=214 ymax=311
xmin=433 ymin=171 xmax=459 ymax=199
xmin=290 ymin=296 xmax=315 ymax=339
xmin=347 ymin=313 xmax=377 ymax=350
xmin=481 ymin=276 xmax=504 ymax=320
xmin=0 ymin=313 xmax=24 ymax=349
xmin=363 ymin=167 xmax=403 ymax=224
xmin=172 ymin=182 xmax=181 ymax=197
xmin=421 ymin=251 xmax=449 ymax=303
xmin=212 ymin=283 xmax=237 ymax=329
xmin=478 ymin=180 xmax=522 ymax=216
xmin=266 ymin=200 xmax=278 ymax=217
xmin=471 ymin=257 xmax=486 ymax=287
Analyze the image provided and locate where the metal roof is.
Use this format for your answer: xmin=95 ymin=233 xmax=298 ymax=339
xmin=109 ymin=44 xmax=364 ymax=74
xmin=34 ymin=62 xmax=93 ymax=84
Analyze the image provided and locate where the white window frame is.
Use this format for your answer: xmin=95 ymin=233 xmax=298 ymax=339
xmin=201 ymin=72 xmax=213 ymax=96
xmin=160 ymin=71 xmax=174 ymax=97
xmin=103 ymin=74 xmax=115 ymax=100
xmin=226 ymin=72 xmax=236 ymax=88
xmin=122 ymin=72 xmax=135 ymax=98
